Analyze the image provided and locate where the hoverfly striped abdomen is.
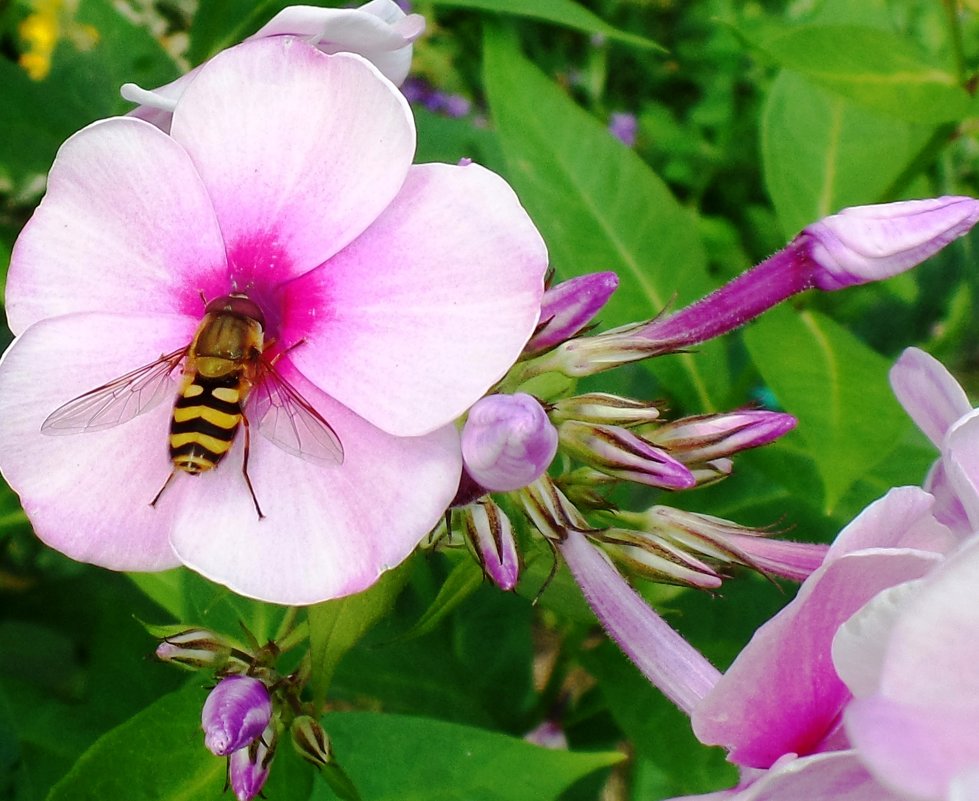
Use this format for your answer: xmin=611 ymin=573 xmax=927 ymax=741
xmin=170 ymin=371 xmax=245 ymax=474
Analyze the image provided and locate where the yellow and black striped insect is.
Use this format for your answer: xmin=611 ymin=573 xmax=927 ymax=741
xmin=41 ymin=293 xmax=343 ymax=517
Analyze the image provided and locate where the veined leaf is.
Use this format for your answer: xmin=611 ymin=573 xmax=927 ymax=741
xmin=743 ymin=306 xmax=911 ymax=515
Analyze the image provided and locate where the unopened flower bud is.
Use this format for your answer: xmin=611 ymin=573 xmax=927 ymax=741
xmin=634 ymin=197 xmax=979 ymax=353
xmin=648 ymin=411 xmax=796 ymax=464
xmin=155 ymin=628 xmax=233 ymax=670
xmin=802 ymin=196 xmax=979 ymax=291
xmin=550 ymin=393 xmax=661 ymax=427
xmin=525 ymin=272 xmax=619 ymax=353
xmin=538 ymin=322 xmax=666 ymax=377
xmin=201 ymin=676 xmax=272 ymax=757
xmin=462 ymin=499 xmax=520 ymax=590
xmin=291 ymin=715 xmax=334 ymax=768
xmin=519 ymin=476 xmax=591 ymax=542
xmin=559 ymin=421 xmax=695 ymax=489
xmin=598 ymin=528 xmax=722 ymax=589
xmin=229 ymin=723 xmax=276 ymax=801
xmin=641 ymin=506 xmax=827 ymax=581
xmin=462 ymin=393 xmax=558 ymax=492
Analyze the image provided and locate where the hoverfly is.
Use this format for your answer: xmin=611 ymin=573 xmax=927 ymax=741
xmin=41 ymin=293 xmax=343 ymax=518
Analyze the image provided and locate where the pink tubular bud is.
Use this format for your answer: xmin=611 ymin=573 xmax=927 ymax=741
xmin=559 ymin=421 xmax=696 ymax=489
xmin=803 ymin=196 xmax=979 ymax=291
xmin=633 ymin=197 xmax=979 ymax=355
xmin=525 ymin=272 xmax=619 ymax=354
xmin=462 ymin=499 xmax=520 ymax=591
xmin=461 ymin=393 xmax=559 ymax=492
xmin=201 ymin=676 xmax=272 ymax=757
xmin=598 ymin=527 xmax=723 ymax=590
xmin=648 ymin=411 xmax=797 ymax=464
xmin=229 ymin=723 xmax=276 ymax=801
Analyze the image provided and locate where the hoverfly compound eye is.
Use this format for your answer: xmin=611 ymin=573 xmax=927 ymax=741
xmin=205 ymin=293 xmax=266 ymax=327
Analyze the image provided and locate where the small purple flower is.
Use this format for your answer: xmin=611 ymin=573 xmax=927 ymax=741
xmin=608 ymin=112 xmax=637 ymax=147
xmin=201 ymin=676 xmax=272 ymax=757
xmin=526 ymin=272 xmax=619 ymax=354
xmin=461 ymin=393 xmax=558 ymax=492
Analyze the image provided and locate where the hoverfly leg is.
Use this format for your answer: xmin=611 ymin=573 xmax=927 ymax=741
xmin=266 ymin=337 xmax=307 ymax=366
xmin=240 ymin=411 xmax=265 ymax=520
xmin=150 ymin=469 xmax=178 ymax=508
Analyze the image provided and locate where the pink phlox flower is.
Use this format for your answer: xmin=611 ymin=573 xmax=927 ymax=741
xmin=0 ymin=37 xmax=546 ymax=604
xmin=122 ymin=0 xmax=424 ymax=131
xmin=691 ymin=486 xmax=953 ymax=768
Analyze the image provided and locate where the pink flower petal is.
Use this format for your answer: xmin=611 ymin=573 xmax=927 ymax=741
xmin=281 ymin=162 xmax=547 ymax=436
xmin=166 ymin=364 xmax=461 ymax=604
xmin=708 ymin=753 xmax=897 ymax=801
xmin=693 ymin=489 xmax=944 ymax=768
xmin=889 ymin=347 xmax=971 ymax=448
xmin=169 ymin=37 xmax=415 ymax=290
xmin=846 ymin=697 xmax=978 ymax=800
xmin=0 ymin=313 xmax=198 ymax=570
xmin=6 ymin=118 xmax=226 ymax=335
xmin=943 ymin=411 xmax=979 ymax=531
xmin=825 ymin=486 xmax=950 ymax=561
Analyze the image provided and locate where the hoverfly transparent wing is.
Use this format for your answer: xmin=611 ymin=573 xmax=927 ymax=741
xmin=41 ymin=346 xmax=189 ymax=435
xmin=250 ymin=362 xmax=344 ymax=465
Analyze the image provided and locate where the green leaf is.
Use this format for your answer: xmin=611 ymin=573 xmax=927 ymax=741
xmin=753 ymin=25 xmax=970 ymax=124
xmin=761 ymin=71 xmax=935 ymax=236
xmin=307 ymin=567 xmax=408 ymax=706
xmin=743 ymin=306 xmax=912 ymax=515
xmin=429 ymin=0 xmax=662 ymax=50
xmin=128 ymin=568 xmax=289 ymax=646
xmin=45 ymin=684 xmax=222 ymax=801
xmin=482 ymin=25 xmax=724 ymax=410
xmin=317 ymin=712 xmax=623 ymax=801
xmin=392 ymin=556 xmax=483 ymax=643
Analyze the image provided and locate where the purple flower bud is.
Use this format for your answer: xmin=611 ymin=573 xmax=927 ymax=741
xmin=550 ymin=392 xmax=661 ymax=427
xmin=559 ymin=421 xmax=696 ymax=489
xmin=229 ymin=724 xmax=275 ymax=801
xmin=291 ymin=715 xmax=333 ymax=768
xmin=201 ymin=676 xmax=272 ymax=757
xmin=462 ymin=499 xmax=520 ymax=590
xmin=608 ymin=112 xmax=638 ymax=147
xmin=648 ymin=411 xmax=797 ymax=464
xmin=524 ymin=720 xmax=568 ymax=750
xmin=462 ymin=393 xmax=559 ymax=492
xmin=526 ymin=272 xmax=619 ymax=354
xmin=802 ymin=197 xmax=979 ymax=291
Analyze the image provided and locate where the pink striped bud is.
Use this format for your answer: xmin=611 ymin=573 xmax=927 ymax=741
xmin=648 ymin=411 xmax=797 ymax=464
xmin=462 ymin=499 xmax=520 ymax=590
